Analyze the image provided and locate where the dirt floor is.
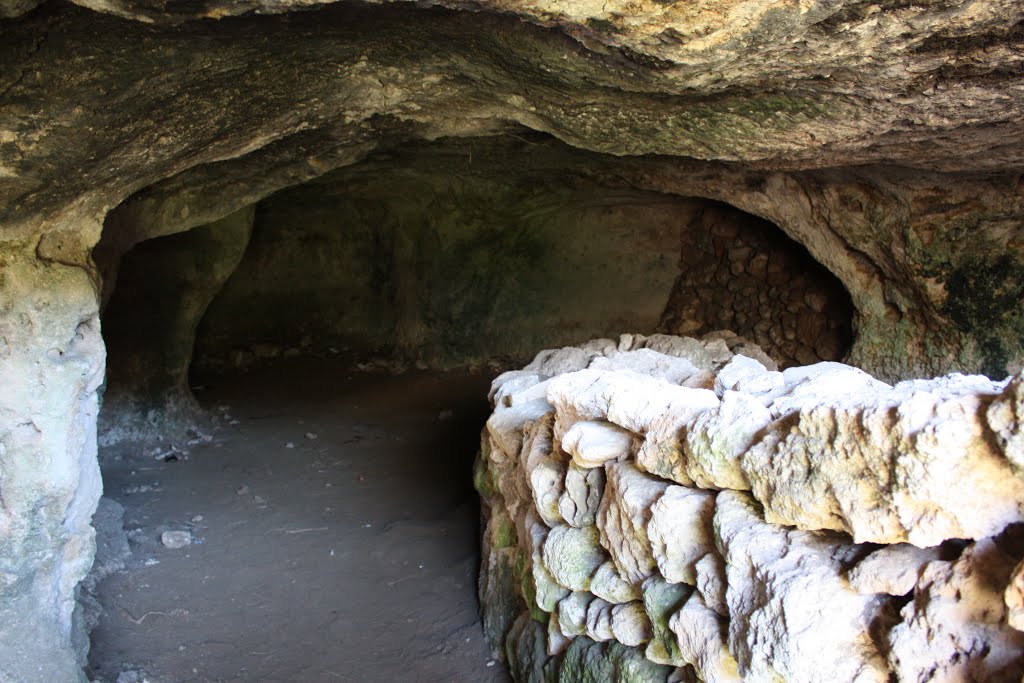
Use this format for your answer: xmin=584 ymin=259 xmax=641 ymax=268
xmin=88 ymin=360 xmax=512 ymax=683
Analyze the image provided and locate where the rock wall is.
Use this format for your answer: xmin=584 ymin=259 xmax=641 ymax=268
xmin=98 ymin=207 xmax=254 ymax=443
xmin=660 ymin=202 xmax=852 ymax=367
xmin=191 ymin=143 xmax=696 ymax=370
xmin=0 ymin=244 xmax=104 ymax=683
xmin=185 ymin=138 xmax=851 ymax=373
xmin=477 ymin=333 xmax=1024 ymax=681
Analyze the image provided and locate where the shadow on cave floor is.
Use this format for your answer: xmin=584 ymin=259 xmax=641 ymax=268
xmin=88 ymin=359 xmax=509 ymax=683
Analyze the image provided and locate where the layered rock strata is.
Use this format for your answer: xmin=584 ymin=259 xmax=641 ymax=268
xmin=477 ymin=333 xmax=1024 ymax=681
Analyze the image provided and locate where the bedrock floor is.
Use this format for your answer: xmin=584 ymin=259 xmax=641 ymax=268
xmin=89 ymin=360 xmax=510 ymax=683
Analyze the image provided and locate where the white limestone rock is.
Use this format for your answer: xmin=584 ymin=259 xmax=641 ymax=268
xmin=548 ymin=611 xmax=573 ymax=655
xmin=523 ymin=341 xmax=616 ymax=377
xmin=988 ymin=372 xmax=1024 ymax=472
xmin=589 ymin=348 xmax=702 ymax=386
xmin=714 ymin=355 xmax=782 ymax=398
xmin=889 ymin=538 xmax=1024 ymax=681
xmin=523 ymin=510 xmax=571 ymax=613
xmin=743 ymin=372 xmax=1024 ymax=546
xmin=542 ymin=524 xmax=607 ymax=592
xmin=643 ymin=334 xmax=734 ymax=372
xmin=683 ymin=390 xmax=769 ymax=490
xmin=557 ymin=591 xmax=593 ymax=637
xmin=694 ymin=552 xmax=729 ymax=617
xmin=559 ymin=461 xmax=605 ymax=528
xmin=522 ymin=412 xmax=567 ymax=527
xmin=769 ymin=362 xmax=891 ymax=417
xmin=597 ymin=462 xmax=669 ymax=585
xmin=611 ymin=601 xmax=653 ymax=647
xmin=590 ymin=560 xmax=642 ymax=604
xmin=546 ymin=368 xmax=718 ymax=445
xmin=714 ymin=490 xmax=889 ymax=683
xmin=561 ymin=420 xmax=634 ymax=469
xmin=647 ymin=485 xmax=717 ymax=585
xmin=848 ymin=543 xmax=942 ymax=596
xmin=485 ymin=397 xmax=553 ymax=464
xmin=585 ymin=597 xmax=616 ymax=642
xmin=1005 ymin=558 xmax=1024 ymax=632
xmin=668 ymin=592 xmax=742 ymax=683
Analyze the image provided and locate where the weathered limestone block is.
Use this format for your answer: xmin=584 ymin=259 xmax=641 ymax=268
xmin=744 ymin=371 xmax=1024 ymax=546
xmin=682 ymin=390 xmax=769 ymax=490
xmin=715 ymin=491 xmax=889 ymax=683
xmin=770 ymin=362 xmax=888 ymax=417
xmin=548 ymin=612 xmax=573 ymax=656
xmin=546 ymin=368 xmax=718 ymax=438
xmin=584 ymin=597 xmax=615 ymax=642
xmin=589 ymin=560 xmax=641 ymax=604
xmin=505 ymin=613 xmax=556 ymax=683
xmin=557 ymin=592 xmax=592 ymax=637
xmin=542 ymin=525 xmax=607 ymax=593
xmin=486 ymin=397 xmax=554 ymax=461
xmin=597 ymin=463 xmax=669 ymax=585
xmin=1006 ymin=559 xmax=1024 ymax=632
xmin=491 ymin=372 xmax=549 ymax=409
xmin=559 ymin=462 xmax=604 ymax=528
xmin=668 ymin=593 xmax=742 ymax=683
xmin=523 ymin=413 xmax=567 ymax=527
xmin=589 ymin=348 xmax=709 ymax=388
xmin=647 ymin=486 xmax=717 ymax=585
xmin=713 ymin=355 xmax=783 ymax=400
xmin=693 ymin=553 xmax=728 ymax=617
xmin=889 ymin=538 xmax=1024 ymax=681
xmin=558 ymin=637 xmax=673 ymax=683
xmin=522 ymin=341 xmax=617 ymax=378
xmin=523 ymin=511 xmax=571 ymax=614
xmin=561 ymin=420 xmax=633 ymax=469
xmin=641 ymin=574 xmax=693 ymax=667
xmin=847 ymin=544 xmax=943 ymax=597
xmin=609 ymin=601 xmax=652 ymax=648
xmin=988 ymin=374 xmax=1024 ymax=472
xmin=0 ymin=250 xmax=106 ymax=683
xmin=642 ymin=335 xmax=733 ymax=372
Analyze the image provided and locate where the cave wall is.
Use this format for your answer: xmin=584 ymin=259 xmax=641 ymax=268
xmin=479 ymin=335 xmax=1024 ymax=681
xmin=0 ymin=246 xmax=104 ymax=682
xmin=189 ymin=139 xmax=852 ymax=374
xmin=0 ymin=0 xmax=1022 ymax=679
xmin=98 ymin=208 xmax=254 ymax=443
xmin=192 ymin=149 xmax=695 ymax=370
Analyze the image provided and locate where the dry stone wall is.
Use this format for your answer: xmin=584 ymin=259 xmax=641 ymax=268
xmin=660 ymin=203 xmax=852 ymax=367
xmin=476 ymin=333 xmax=1024 ymax=682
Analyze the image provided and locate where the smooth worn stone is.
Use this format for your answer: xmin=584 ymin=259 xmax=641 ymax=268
xmin=542 ymin=525 xmax=608 ymax=593
xmin=597 ymin=462 xmax=670 ymax=586
xmin=714 ymin=491 xmax=889 ymax=683
xmin=647 ymin=486 xmax=718 ymax=585
xmin=560 ymin=420 xmax=634 ymax=469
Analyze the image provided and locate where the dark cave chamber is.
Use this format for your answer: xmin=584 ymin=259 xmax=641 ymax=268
xmin=87 ymin=135 xmax=855 ymax=681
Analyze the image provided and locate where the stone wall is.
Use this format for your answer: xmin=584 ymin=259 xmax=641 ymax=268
xmin=661 ymin=202 xmax=852 ymax=367
xmin=477 ymin=333 xmax=1024 ymax=681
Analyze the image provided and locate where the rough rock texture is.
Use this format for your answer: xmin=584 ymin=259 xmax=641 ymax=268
xmin=1 ymin=0 xmax=1024 ymax=677
xmin=0 ymin=248 xmax=104 ymax=683
xmin=477 ymin=336 xmax=1024 ymax=681
xmin=98 ymin=207 xmax=254 ymax=443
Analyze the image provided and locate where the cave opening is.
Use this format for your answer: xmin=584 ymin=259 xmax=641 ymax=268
xmin=87 ymin=134 xmax=854 ymax=681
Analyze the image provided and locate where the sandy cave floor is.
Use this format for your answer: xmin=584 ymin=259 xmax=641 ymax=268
xmin=88 ymin=360 xmax=512 ymax=683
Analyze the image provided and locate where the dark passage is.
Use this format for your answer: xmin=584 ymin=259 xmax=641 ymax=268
xmin=90 ymin=360 xmax=508 ymax=682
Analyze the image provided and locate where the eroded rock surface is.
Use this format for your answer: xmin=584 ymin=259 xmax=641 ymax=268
xmin=476 ymin=336 xmax=1024 ymax=682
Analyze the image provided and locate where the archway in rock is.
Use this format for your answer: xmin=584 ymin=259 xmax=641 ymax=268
xmin=87 ymin=134 xmax=853 ymax=680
